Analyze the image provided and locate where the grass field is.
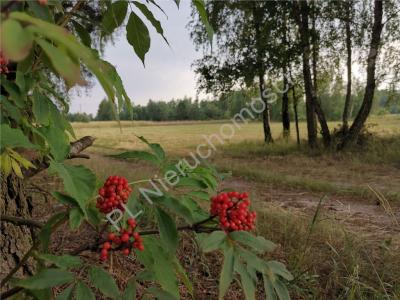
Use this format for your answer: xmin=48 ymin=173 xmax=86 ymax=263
xmin=69 ymin=115 xmax=400 ymax=299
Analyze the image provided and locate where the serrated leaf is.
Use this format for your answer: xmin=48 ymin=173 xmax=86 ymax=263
xmin=121 ymin=278 xmax=136 ymax=300
xmin=187 ymin=190 xmax=210 ymax=201
xmin=199 ymin=231 xmax=226 ymax=252
xmin=38 ymin=212 xmax=67 ymax=251
xmin=0 ymin=124 xmax=37 ymax=151
xmin=72 ymin=20 xmax=91 ymax=47
xmin=28 ymin=0 xmax=53 ymax=21
xmin=235 ymin=260 xmax=256 ymax=300
xmin=0 ymin=19 xmax=33 ymax=61
xmin=52 ymin=192 xmax=79 ymax=207
xmin=156 ymin=207 xmax=178 ymax=253
xmin=75 ymin=281 xmax=95 ymax=300
xmin=219 ymin=245 xmax=234 ymax=300
xmin=133 ymin=1 xmax=169 ymax=45
xmin=175 ymin=177 xmax=208 ymax=189
xmin=32 ymin=91 xmax=50 ymax=125
xmin=36 ymin=38 xmax=84 ymax=86
xmin=88 ymin=266 xmax=120 ymax=298
xmin=11 ymin=158 xmax=23 ymax=178
xmin=266 ymin=261 xmax=294 ymax=281
xmin=56 ymin=285 xmax=74 ymax=300
xmin=37 ymin=126 xmax=70 ymax=161
xmin=49 ymin=162 xmax=96 ymax=212
xmin=126 ymin=11 xmax=150 ymax=65
xmin=69 ymin=207 xmax=84 ymax=230
xmin=229 ymin=231 xmax=276 ymax=254
xmin=263 ymin=274 xmax=277 ymax=300
xmin=137 ymin=136 xmax=165 ymax=160
xmin=15 ymin=268 xmax=74 ymax=289
xmin=38 ymin=254 xmax=82 ymax=269
xmin=109 ymin=150 xmax=159 ymax=165
xmin=147 ymin=287 xmax=177 ymax=300
xmin=102 ymin=0 xmax=128 ymax=35
xmin=192 ymin=0 xmax=213 ymax=43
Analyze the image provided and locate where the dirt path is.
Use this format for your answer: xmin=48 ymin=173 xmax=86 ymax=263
xmin=222 ymin=177 xmax=400 ymax=241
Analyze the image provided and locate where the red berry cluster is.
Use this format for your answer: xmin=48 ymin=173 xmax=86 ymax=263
xmin=210 ymin=191 xmax=256 ymax=232
xmin=100 ymin=218 xmax=144 ymax=261
xmin=0 ymin=52 xmax=9 ymax=74
xmin=96 ymin=176 xmax=132 ymax=213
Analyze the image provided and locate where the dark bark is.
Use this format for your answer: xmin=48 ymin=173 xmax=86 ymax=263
xmin=342 ymin=0 xmax=353 ymax=131
xmin=259 ymin=73 xmax=273 ymax=143
xmin=310 ymin=0 xmax=331 ymax=147
xmin=282 ymin=71 xmax=290 ymax=138
xmin=291 ymin=86 xmax=301 ymax=145
xmin=281 ymin=12 xmax=290 ymax=138
xmin=253 ymin=3 xmax=273 ymax=143
xmin=294 ymin=0 xmax=317 ymax=148
xmin=340 ymin=0 xmax=384 ymax=149
xmin=0 ymin=174 xmax=35 ymax=286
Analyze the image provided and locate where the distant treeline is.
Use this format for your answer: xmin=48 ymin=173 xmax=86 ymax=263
xmin=68 ymin=87 xmax=399 ymax=123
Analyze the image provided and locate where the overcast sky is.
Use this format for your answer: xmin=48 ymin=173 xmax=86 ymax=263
xmin=70 ymin=0 xmax=202 ymax=114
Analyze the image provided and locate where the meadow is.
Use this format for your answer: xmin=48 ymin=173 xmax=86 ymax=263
xmin=70 ymin=115 xmax=400 ymax=299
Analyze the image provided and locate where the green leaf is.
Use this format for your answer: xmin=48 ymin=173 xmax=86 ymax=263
xmin=262 ymin=275 xmax=277 ymax=300
xmin=52 ymin=192 xmax=79 ymax=207
xmin=38 ymin=212 xmax=67 ymax=251
xmin=69 ymin=207 xmax=84 ymax=230
xmin=28 ymin=0 xmax=53 ymax=21
xmin=72 ymin=20 xmax=91 ymax=47
xmin=16 ymin=268 xmax=74 ymax=289
xmin=32 ymin=91 xmax=50 ymax=125
xmin=75 ymin=281 xmax=95 ymax=300
xmin=109 ymin=150 xmax=159 ymax=165
xmin=121 ymin=278 xmax=136 ymax=300
xmin=229 ymin=231 xmax=276 ymax=254
xmin=126 ymin=11 xmax=150 ymax=65
xmin=175 ymin=177 xmax=208 ymax=189
xmin=271 ymin=279 xmax=291 ymax=300
xmin=219 ymin=245 xmax=235 ymax=300
xmin=38 ymin=254 xmax=82 ymax=269
xmin=266 ymin=261 xmax=294 ymax=281
xmin=173 ymin=259 xmax=193 ymax=296
xmin=0 ymin=19 xmax=33 ymax=61
xmin=0 ymin=124 xmax=36 ymax=151
xmin=37 ymin=125 xmax=70 ymax=161
xmin=147 ymin=287 xmax=177 ymax=300
xmin=133 ymin=1 xmax=169 ymax=45
xmin=36 ymin=38 xmax=84 ymax=86
xmin=235 ymin=260 xmax=256 ymax=300
xmin=152 ymin=195 xmax=192 ymax=223
xmin=187 ymin=190 xmax=210 ymax=201
xmin=137 ymin=136 xmax=165 ymax=161
xmin=199 ymin=231 xmax=226 ymax=252
xmin=88 ymin=266 xmax=120 ymax=298
xmin=102 ymin=0 xmax=128 ymax=35
xmin=156 ymin=207 xmax=178 ymax=253
xmin=192 ymin=0 xmax=214 ymax=43
xmin=49 ymin=162 xmax=96 ymax=212
xmin=56 ymin=285 xmax=74 ymax=300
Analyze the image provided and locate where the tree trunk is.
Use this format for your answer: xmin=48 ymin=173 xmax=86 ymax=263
xmin=259 ymin=73 xmax=273 ymax=143
xmin=342 ymin=0 xmax=353 ymax=131
xmin=291 ymin=86 xmax=301 ymax=145
xmin=310 ymin=0 xmax=331 ymax=147
xmin=294 ymin=0 xmax=317 ymax=148
xmin=0 ymin=174 xmax=35 ymax=285
xmin=281 ymin=12 xmax=290 ymax=139
xmin=340 ymin=0 xmax=384 ymax=149
xmin=282 ymin=69 xmax=290 ymax=138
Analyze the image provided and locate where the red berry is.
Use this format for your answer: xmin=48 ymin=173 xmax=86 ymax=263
xmin=103 ymin=242 xmax=111 ymax=250
xmin=121 ymin=233 xmax=130 ymax=242
xmin=122 ymin=248 xmax=130 ymax=256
